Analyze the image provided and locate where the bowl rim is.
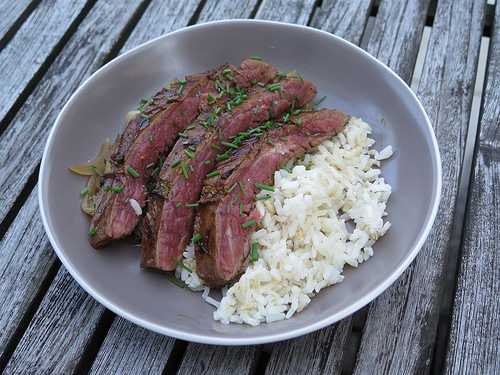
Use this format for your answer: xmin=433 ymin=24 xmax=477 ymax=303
xmin=38 ymin=19 xmax=442 ymax=345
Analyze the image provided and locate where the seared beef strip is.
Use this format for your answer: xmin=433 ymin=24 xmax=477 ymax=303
xmin=141 ymin=77 xmax=317 ymax=271
xmin=194 ymin=109 xmax=349 ymax=286
xmin=90 ymin=59 xmax=275 ymax=248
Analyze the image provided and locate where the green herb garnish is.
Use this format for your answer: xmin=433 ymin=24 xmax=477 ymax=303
xmin=127 ymin=166 xmax=140 ymax=177
xmin=184 ymin=149 xmax=195 ymax=159
xmin=167 ymin=274 xmax=186 ymax=288
xmin=250 ymin=55 xmax=262 ymax=60
xmin=177 ymin=260 xmax=193 ymax=273
xmin=171 ymin=159 xmax=182 ymax=168
xmin=179 ymin=161 xmax=189 ymax=178
xmin=255 ymin=182 xmax=274 ymax=192
xmin=89 ymin=227 xmax=97 ymax=236
xmin=221 ymin=141 xmax=239 ymax=149
xmin=241 ymin=219 xmax=256 ymax=228
xmin=111 ymin=185 xmax=124 ymax=193
xmin=191 ymin=233 xmax=202 ymax=244
xmin=251 ymin=241 xmax=259 ymax=261
xmin=80 ymin=187 xmax=89 ymax=197
xmin=255 ymin=194 xmax=271 ymax=201
xmin=207 ymin=94 xmax=216 ymax=104
xmin=185 ymin=202 xmax=199 ymax=208
xmin=207 ymin=170 xmax=220 ymax=178
xmin=266 ymin=83 xmax=281 ymax=92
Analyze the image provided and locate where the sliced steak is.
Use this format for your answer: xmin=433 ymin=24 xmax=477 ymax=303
xmin=141 ymin=77 xmax=317 ymax=271
xmin=90 ymin=59 xmax=276 ymax=248
xmin=194 ymin=109 xmax=349 ymax=287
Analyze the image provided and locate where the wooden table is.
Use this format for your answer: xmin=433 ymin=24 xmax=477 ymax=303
xmin=0 ymin=0 xmax=498 ymax=373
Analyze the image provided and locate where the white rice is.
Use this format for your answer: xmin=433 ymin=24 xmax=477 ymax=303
xmin=178 ymin=117 xmax=392 ymax=325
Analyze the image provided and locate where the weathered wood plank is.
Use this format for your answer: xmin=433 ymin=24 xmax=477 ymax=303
xmin=121 ymin=0 xmax=201 ymax=52
xmin=311 ymin=0 xmax=373 ymax=45
xmin=0 ymin=0 xmax=38 ymax=48
xmin=89 ymin=318 xmax=175 ymax=375
xmin=0 ymin=0 xmax=88 ymax=127
xmin=178 ymin=345 xmax=258 ymax=375
xmin=444 ymin=3 xmax=500 ymax=373
xmin=265 ymin=320 xmax=351 ymax=375
xmin=256 ymin=0 xmax=316 ymax=24
xmin=198 ymin=0 xmax=258 ymax=23
xmin=0 ymin=190 xmax=56 ymax=364
xmin=0 ymin=0 xmax=148 ymax=226
xmin=354 ymin=1 xmax=486 ymax=374
xmin=3 ymin=269 xmax=107 ymax=374
xmin=366 ymin=0 xmax=430 ymax=83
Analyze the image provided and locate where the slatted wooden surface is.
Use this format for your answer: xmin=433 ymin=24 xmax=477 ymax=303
xmin=0 ymin=0 xmax=497 ymax=374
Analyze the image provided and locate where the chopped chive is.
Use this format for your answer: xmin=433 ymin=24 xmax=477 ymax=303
xmin=176 ymin=202 xmax=182 ymax=208
xmin=185 ymin=202 xmax=199 ymax=208
xmin=111 ymin=185 xmax=124 ymax=193
xmin=238 ymin=181 xmax=246 ymax=196
xmin=191 ymin=233 xmax=202 ymax=244
xmin=276 ymin=71 xmax=287 ymax=79
xmin=188 ymin=145 xmax=196 ymax=152
xmin=239 ymin=202 xmax=244 ymax=216
xmin=227 ymin=183 xmax=237 ymax=193
xmin=207 ymin=93 xmax=216 ymax=104
xmin=241 ymin=219 xmax=256 ymax=228
xmin=184 ymin=149 xmax=195 ymax=159
xmin=178 ymin=132 xmax=188 ymax=138
xmin=178 ymin=79 xmax=186 ymax=85
xmin=255 ymin=182 xmax=274 ymax=192
xmin=180 ymin=162 xmax=189 ymax=178
xmin=266 ymin=83 xmax=281 ymax=92
xmin=283 ymin=112 xmax=290 ymax=123
xmin=204 ymin=159 xmax=212 ymax=165
xmin=292 ymin=109 xmax=303 ymax=116
xmin=211 ymin=144 xmax=221 ymax=151
xmin=256 ymin=194 xmax=272 ymax=201
xmin=216 ymin=152 xmax=230 ymax=161
xmin=294 ymin=119 xmax=303 ymax=126
xmin=221 ymin=141 xmax=239 ymax=149
xmin=127 ymin=166 xmax=140 ymax=177
xmin=251 ymin=241 xmax=259 ymax=261
xmin=315 ymin=95 xmax=327 ymax=107
xmin=167 ymin=274 xmax=185 ymax=288
xmin=283 ymin=165 xmax=293 ymax=173
xmin=226 ymin=101 xmax=233 ymax=111
xmin=186 ymin=124 xmax=196 ymax=130
xmin=214 ymin=107 xmax=222 ymax=115
xmin=207 ymin=170 xmax=220 ymax=178
xmin=80 ymin=187 xmax=89 ymax=197
xmin=88 ymin=227 xmax=97 ymax=237
xmin=171 ymin=159 xmax=182 ymax=168
xmin=250 ymin=55 xmax=262 ymax=60
xmin=177 ymin=260 xmax=193 ymax=273
xmin=178 ymin=79 xmax=187 ymax=95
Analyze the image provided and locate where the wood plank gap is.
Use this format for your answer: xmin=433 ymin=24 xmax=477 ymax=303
xmin=0 ymin=259 xmax=60 ymax=373
xmin=187 ymin=0 xmax=209 ymax=25
xmin=0 ymin=0 xmax=97 ymax=139
xmin=249 ymin=0 xmax=265 ymax=19
xmin=73 ymin=310 xmax=116 ymax=375
xmin=426 ymin=0 xmax=438 ymax=26
xmin=410 ymin=26 xmax=432 ymax=89
xmin=162 ymin=340 xmax=189 ymax=375
xmin=0 ymin=165 xmax=39 ymax=241
xmin=341 ymin=309 xmax=368 ymax=375
xmin=484 ymin=2 xmax=495 ymax=37
xmin=101 ymin=0 xmax=154 ymax=65
xmin=369 ymin=0 xmax=380 ymax=17
xmin=0 ymin=0 xmax=42 ymax=52
xmin=306 ymin=0 xmax=323 ymax=26
xmin=430 ymin=34 xmax=491 ymax=375
xmin=251 ymin=348 xmax=271 ymax=375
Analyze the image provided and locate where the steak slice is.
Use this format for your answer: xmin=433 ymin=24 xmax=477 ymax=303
xmin=90 ymin=59 xmax=276 ymax=248
xmin=141 ymin=77 xmax=317 ymax=271
xmin=194 ymin=109 xmax=349 ymax=287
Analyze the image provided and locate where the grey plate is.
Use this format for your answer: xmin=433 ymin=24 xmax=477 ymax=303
xmin=39 ymin=20 xmax=441 ymax=345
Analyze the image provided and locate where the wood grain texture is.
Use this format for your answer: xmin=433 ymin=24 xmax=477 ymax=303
xmin=3 ymin=269 xmax=106 ymax=374
xmin=0 ymin=190 xmax=56 ymax=361
xmin=0 ymin=0 xmax=145 ymax=226
xmin=198 ymin=0 xmax=258 ymax=23
xmin=311 ymin=0 xmax=373 ymax=45
xmin=89 ymin=318 xmax=175 ymax=374
xmin=256 ymin=0 xmax=316 ymax=24
xmin=178 ymin=345 xmax=258 ymax=375
xmin=265 ymin=320 xmax=351 ymax=375
xmin=354 ymin=1 xmax=486 ymax=374
xmin=366 ymin=0 xmax=430 ymax=83
xmin=0 ymin=0 xmax=38 ymax=48
xmin=121 ymin=0 xmax=201 ymax=52
xmin=0 ymin=0 xmax=88 ymax=126
xmin=444 ymin=3 xmax=500 ymax=373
